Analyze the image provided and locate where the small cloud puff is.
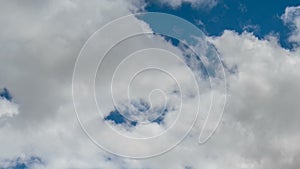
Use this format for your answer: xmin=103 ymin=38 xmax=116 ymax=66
xmin=0 ymin=98 xmax=19 ymax=119
xmin=0 ymin=88 xmax=19 ymax=120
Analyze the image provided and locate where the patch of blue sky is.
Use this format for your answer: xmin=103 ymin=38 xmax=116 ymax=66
xmin=0 ymin=156 xmax=43 ymax=169
xmin=144 ymin=0 xmax=300 ymax=49
xmin=0 ymin=88 xmax=12 ymax=101
xmin=104 ymin=99 xmax=169 ymax=126
xmin=137 ymin=12 xmax=228 ymax=78
xmin=104 ymin=110 xmax=138 ymax=126
xmin=137 ymin=13 xmax=205 ymax=46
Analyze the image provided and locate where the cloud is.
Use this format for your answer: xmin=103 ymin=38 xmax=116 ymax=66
xmin=0 ymin=0 xmax=300 ymax=169
xmin=148 ymin=0 xmax=218 ymax=9
xmin=0 ymin=88 xmax=18 ymax=121
xmin=210 ymin=30 xmax=300 ymax=169
xmin=0 ymin=98 xmax=19 ymax=118
xmin=281 ymin=6 xmax=300 ymax=45
xmin=0 ymin=98 xmax=19 ymax=119
xmin=112 ymin=22 xmax=300 ymax=169
xmin=0 ymin=0 xmax=146 ymax=168
xmin=0 ymin=156 xmax=43 ymax=169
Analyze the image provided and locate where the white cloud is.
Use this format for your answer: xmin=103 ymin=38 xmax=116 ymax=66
xmin=0 ymin=1 xmax=300 ymax=169
xmin=282 ymin=6 xmax=300 ymax=44
xmin=0 ymin=0 xmax=146 ymax=168
xmin=151 ymin=0 xmax=218 ymax=9
xmin=0 ymin=98 xmax=19 ymax=119
xmin=210 ymin=30 xmax=300 ymax=169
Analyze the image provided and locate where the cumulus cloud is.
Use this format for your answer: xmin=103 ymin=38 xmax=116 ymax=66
xmin=0 ymin=0 xmax=146 ymax=168
xmin=0 ymin=1 xmax=300 ymax=169
xmin=211 ymin=30 xmax=300 ymax=169
xmin=282 ymin=6 xmax=300 ymax=44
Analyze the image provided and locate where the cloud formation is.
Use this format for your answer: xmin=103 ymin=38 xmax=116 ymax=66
xmin=148 ymin=0 xmax=218 ymax=9
xmin=282 ymin=6 xmax=300 ymax=44
xmin=0 ymin=98 xmax=18 ymax=119
xmin=0 ymin=1 xmax=300 ymax=169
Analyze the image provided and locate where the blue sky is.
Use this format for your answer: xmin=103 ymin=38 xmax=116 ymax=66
xmin=0 ymin=156 xmax=42 ymax=169
xmin=0 ymin=88 xmax=12 ymax=101
xmin=145 ymin=0 xmax=300 ymax=49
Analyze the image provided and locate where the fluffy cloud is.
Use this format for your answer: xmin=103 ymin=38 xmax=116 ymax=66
xmin=0 ymin=88 xmax=19 ymax=123
xmin=0 ymin=98 xmax=19 ymax=119
xmin=282 ymin=6 xmax=300 ymax=45
xmin=0 ymin=0 xmax=145 ymax=168
xmin=211 ymin=30 xmax=300 ymax=169
xmin=0 ymin=1 xmax=300 ymax=169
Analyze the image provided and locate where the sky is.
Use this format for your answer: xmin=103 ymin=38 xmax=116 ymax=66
xmin=0 ymin=0 xmax=300 ymax=169
xmin=146 ymin=0 xmax=300 ymax=48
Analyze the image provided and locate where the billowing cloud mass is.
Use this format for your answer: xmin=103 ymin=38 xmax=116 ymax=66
xmin=0 ymin=1 xmax=300 ymax=169
xmin=211 ymin=30 xmax=300 ymax=169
